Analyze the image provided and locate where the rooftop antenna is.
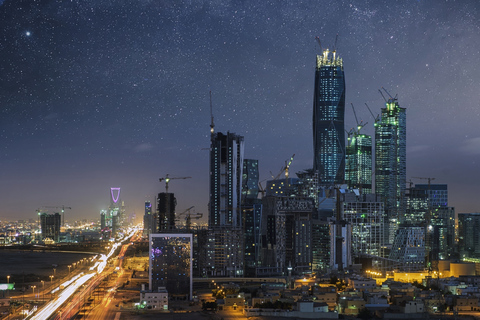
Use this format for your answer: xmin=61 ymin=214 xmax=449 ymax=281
xmin=209 ymin=91 xmax=215 ymax=134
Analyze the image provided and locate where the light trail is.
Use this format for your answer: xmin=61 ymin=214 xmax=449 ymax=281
xmin=31 ymin=273 xmax=95 ymax=320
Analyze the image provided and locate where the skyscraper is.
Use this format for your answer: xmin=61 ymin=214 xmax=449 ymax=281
xmin=157 ymin=193 xmax=176 ymax=232
xmin=208 ymin=131 xmax=245 ymax=276
xmin=143 ymin=201 xmax=153 ymax=236
xmin=242 ymin=159 xmax=259 ymax=202
xmin=345 ymin=133 xmax=372 ymax=194
xmin=375 ymin=97 xmax=406 ymax=244
xmin=313 ymin=48 xmax=346 ymax=186
xmin=209 ymin=131 xmax=244 ymax=227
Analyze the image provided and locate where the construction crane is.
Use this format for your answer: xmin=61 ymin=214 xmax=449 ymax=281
xmin=412 ymin=177 xmax=436 ymax=188
xmin=159 ymin=174 xmax=192 ymax=193
xmin=175 ymin=206 xmax=203 ymax=230
xmin=175 ymin=206 xmax=195 ymax=222
xmin=314 ymin=36 xmax=323 ymax=52
xmin=42 ymin=205 xmax=71 ymax=227
xmin=209 ymin=90 xmax=215 ymax=135
xmin=258 ymin=179 xmax=267 ymax=199
xmin=284 ymin=154 xmax=295 ymax=190
xmin=284 ymin=154 xmax=295 ymax=181
xmin=350 ymin=103 xmax=368 ymax=134
xmin=365 ymin=103 xmax=380 ymax=123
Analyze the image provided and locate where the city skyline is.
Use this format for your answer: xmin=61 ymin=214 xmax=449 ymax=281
xmin=1 ymin=1 xmax=480 ymax=220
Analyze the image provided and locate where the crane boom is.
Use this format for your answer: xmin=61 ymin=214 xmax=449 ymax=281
xmin=159 ymin=174 xmax=192 ymax=193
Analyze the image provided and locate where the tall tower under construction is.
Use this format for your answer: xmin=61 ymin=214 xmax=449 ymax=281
xmin=313 ymin=46 xmax=346 ymax=186
xmin=207 ymin=93 xmax=245 ymax=276
xmin=345 ymin=132 xmax=372 ymax=194
xmin=209 ymin=131 xmax=244 ymax=227
xmin=375 ymin=96 xmax=406 ymax=244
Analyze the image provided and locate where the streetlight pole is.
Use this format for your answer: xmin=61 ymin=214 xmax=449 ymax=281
xmin=68 ymin=265 xmax=71 ymax=274
xmin=6 ymin=276 xmax=10 ymax=298
xmin=31 ymin=285 xmax=36 ymax=301
xmin=41 ymin=281 xmax=44 ymax=302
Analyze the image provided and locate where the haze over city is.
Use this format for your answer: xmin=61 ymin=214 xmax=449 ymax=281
xmin=1 ymin=0 xmax=479 ymax=221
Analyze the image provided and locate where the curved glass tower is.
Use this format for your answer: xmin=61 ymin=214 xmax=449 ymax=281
xmin=313 ymin=49 xmax=346 ymax=185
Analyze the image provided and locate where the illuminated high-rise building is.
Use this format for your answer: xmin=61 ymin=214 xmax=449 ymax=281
xmin=208 ymin=131 xmax=245 ymax=276
xmin=313 ymin=47 xmax=345 ymax=186
xmin=242 ymin=159 xmax=259 ymax=202
xmin=375 ymin=97 xmax=406 ymax=244
xmin=209 ymin=131 xmax=244 ymax=227
xmin=143 ymin=201 xmax=153 ymax=236
xmin=345 ymin=133 xmax=372 ymax=194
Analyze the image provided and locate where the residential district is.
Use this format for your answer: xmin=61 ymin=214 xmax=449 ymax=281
xmin=1 ymin=42 xmax=480 ymax=320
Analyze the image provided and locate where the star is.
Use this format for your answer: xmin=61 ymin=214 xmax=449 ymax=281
xmin=25 ymin=31 xmax=31 ymax=36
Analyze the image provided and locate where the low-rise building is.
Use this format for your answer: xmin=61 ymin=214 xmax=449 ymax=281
xmin=139 ymin=286 xmax=168 ymax=310
xmin=338 ymin=297 xmax=365 ymax=315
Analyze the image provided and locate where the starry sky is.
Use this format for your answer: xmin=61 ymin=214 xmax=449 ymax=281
xmin=1 ymin=0 xmax=479 ymax=222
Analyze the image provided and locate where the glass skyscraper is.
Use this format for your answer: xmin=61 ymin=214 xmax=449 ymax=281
xmin=375 ymin=98 xmax=406 ymax=244
xmin=345 ymin=133 xmax=372 ymax=194
xmin=313 ymin=49 xmax=345 ymax=186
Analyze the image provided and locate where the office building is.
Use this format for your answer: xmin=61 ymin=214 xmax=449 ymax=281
xmin=389 ymin=226 xmax=425 ymax=271
xmin=313 ymin=47 xmax=346 ymax=186
xmin=260 ymin=197 xmax=315 ymax=275
xmin=458 ymin=213 xmax=480 ymax=260
xmin=40 ymin=212 xmax=61 ymax=242
xmin=345 ymin=133 xmax=372 ymax=194
xmin=266 ymin=178 xmax=299 ymax=197
xmin=311 ymin=220 xmax=331 ymax=273
xmin=157 ymin=193 xmax=176 ymax=232
xmin=342 ymin=193 xmax=384 ymax=260
xmin=241 ymin=159 xmax=262 ymax=277
xmin=242 ymin=159 xmax=259 ymax=202
xmin=208 ymin=131 xmax=245 ymax=276
xmin=209 ymin=131 xmax=244 ymax=227
xmin=405 ymin=184 xmax=454 ymax=263
xmin=414 ymin=184 xmax=448 ymax=207
xmin=375 ymin=97 xmax=406 ymax=244
xmin=143 ymin=201 xmax=153 ymax=236
xmin=149 ymin=233 xmax=193 ymax=299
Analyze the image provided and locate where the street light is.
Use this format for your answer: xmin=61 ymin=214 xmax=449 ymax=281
xmin=31 ymin=285 xmax=36 ymax=300
xmin=41 ymin=280 xmax=45 ymax=301
xmin=7 ymin=276 xmax=10 ymax=298
xmin=68 ymin=265 xmax=71 ymax=274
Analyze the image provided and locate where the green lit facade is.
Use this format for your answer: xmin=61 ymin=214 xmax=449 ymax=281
xmin=313 ymin=49 xmax=345 ymax=185
xmin=345 ymin=133 xmax=372 ymax=194
xmin=375 ymin=98 xmax=406 ymax=244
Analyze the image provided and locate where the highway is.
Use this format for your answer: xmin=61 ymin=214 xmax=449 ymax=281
xmin=24 ymin=227 xmax=139 ymax=320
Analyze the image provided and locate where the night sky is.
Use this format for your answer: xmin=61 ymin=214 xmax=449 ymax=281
xmin=1 ymin=0 xmax=479 ymax=221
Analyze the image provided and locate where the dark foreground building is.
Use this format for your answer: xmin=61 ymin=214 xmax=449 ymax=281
xmin=149 ymin=233 xmax=192 ymax=299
